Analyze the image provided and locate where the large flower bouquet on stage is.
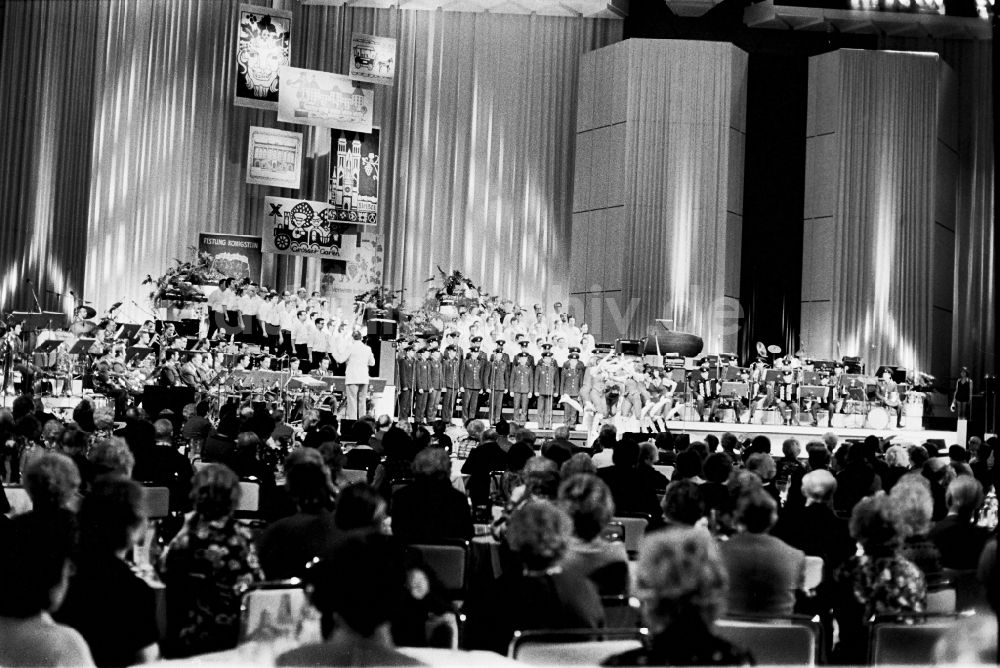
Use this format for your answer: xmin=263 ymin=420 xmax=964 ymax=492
xmin=142 ymin=250 xmax=213 ymax=307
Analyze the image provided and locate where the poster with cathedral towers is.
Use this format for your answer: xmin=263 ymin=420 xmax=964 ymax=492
xmin=327 ymin=127 xmax=380 ymax=226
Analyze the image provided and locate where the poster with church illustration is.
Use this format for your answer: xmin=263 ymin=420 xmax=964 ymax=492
xmin=234 ymin=5 xmax=292 ymax=110
xmin=326 ymin=127 xmax=380 ymax=226
xmin=246 ymin=126 xmax=302 ymax=189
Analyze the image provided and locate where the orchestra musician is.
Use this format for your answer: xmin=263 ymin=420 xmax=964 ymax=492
xmin=876 ymin=369 xmax=902 ymax=427
xmin=69 ymin=305 xmax=98 ymax=337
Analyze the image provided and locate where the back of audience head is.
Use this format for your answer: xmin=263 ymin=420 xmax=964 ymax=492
xmin=412 ymin=447 xmax=450 ymax=482
xmin=382 ymin=426 xmax=415 ymax=461
xmin=24 ymin=452 xmax=81 ymax=512
xmin=236 ymin=431 xmax=262 ymax=458
xmin=334 ymin=483 xmax=388 ymax=531
xmin=412 ymin=425 xmax=431 ymax=450
xmin=612 ymin=439 xmax=640 ymax=468
xmin=908 ymin=444 xmax=929 ymax=469
xmin=806 ymin=441 xmax=831 ymax=470
xmin=675 ymin=449 xmax=703 ymax=480
xmin=746 ymin=453 xmax=776 ymax=482
xmin=305 ymin=531 xmax=406 ymax=639
xmin=748 ymin=435 xmax=771 ymax=458
xmin=560 ymin=452 xmax=597 ymax=479
xmin=703 ymin=452 xmax=733 ymax=485
xmin=635 ymin=528 xmax=728 ymax=634
xmin=553 ymin=424 xmax=569 ymax=440
xmin=78 ymin=477 xmax=146 ymax=556
xmin=832 ymin=443 xmax=851 ymax=471
xmin=522 ymin=457 xmax=561 ymax=499
xmin=735 ymin=488 xmax=777 ymax=534
xmin=507 ymin=441 xmax=536 ymax=472
xmin=662 ymin=480 xmax=705 ymax=526
xmin=822 ymin=432 xmax=839 ymax=452
xmin=720 ymin=432 xmax=738 ymax=454
xmin=557 ymin=474 xmax=615 ymax=542
xmin=688 ymin=441 xmax=709 ymax=463
xmin=946 ymin=476 xmax=984 ymax=519
xmin=638 ymin=441 xmax=659 ymax=467
xmin=42 ymin=419 xmax=64 ymax=445
xmin=850 ymin=493 xmax=900 ymax=555
xmin=782 ymin=438 xmax=801 ymax=460
xmin=0 ymin=512 xmax=76 ymax=618
xmin=948 ymin=444 xmax=969 ymax=464
xmin=376 ymin=414 xmax=392 ymax=431
xmin=465 ymin=419 xmax=487 ymax=441
xmin=655 ymin=431 xmax=675 ymax=453
xmin=190 ymin=464 xmax=241 ymax=521
xmin=506 ymin=498 xmax=572 ymax=570
xmin=885 ymin=444 xmax=911 ymax=469
xmin=153 ymin=418 xmax=173 ymax=442
xmin=801 ymin=469 xmax=837 ymax=505
xmin=285 ymin=449 xmax=333 ymax=513
xmin=704 ymin=434 xmax=719 ymax=453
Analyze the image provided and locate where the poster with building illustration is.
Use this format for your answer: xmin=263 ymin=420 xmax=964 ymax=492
xmin=234 ymin=5 xmax=292 ymax=110
xmin=349 ymin=34 xmax=396 ymax=86
xmin=320 ymin=231 xmax=384 ymax=314
xmin=326 ymin=128 xmax=380 ymax=226
xmin=246 ymin=126 xmax=302 ymax=189
xmin=277 ymin=66 xmax=373 ymax=133
xmin=263 ymin=197 xmax=344 ymax=259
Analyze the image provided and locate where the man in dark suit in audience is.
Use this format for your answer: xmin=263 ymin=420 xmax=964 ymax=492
xmin=929 ymin=476 xmax=991 ymax=570
xmin=720 ymin=488 xmax=805 ymax=616
xmin=773 ymin=469 xmax=853 ymax=569
xmin=461 ymin=424 xmax=507 ymax=507
xmin=596 ymin=439 xmax=664 ymax=527
xmin=391 ymin=448 xmax=473 ymax=543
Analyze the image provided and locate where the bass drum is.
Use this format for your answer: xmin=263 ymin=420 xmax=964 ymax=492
xmin=717 ymin=407 xmax=737 ymax=424
xmin=830 ymin=412 xmax=847 ymax=429
xmin=866 ymin=406 xmax=890 ymax=430
xmin=760 ymin=408 xmax=783 ymax=426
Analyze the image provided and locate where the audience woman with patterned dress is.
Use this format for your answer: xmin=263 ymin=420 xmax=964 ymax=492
xmin=832 ymin=493 xmax=927 ymax=664
xmin=159 ymin=464 xmax=263 ymax=657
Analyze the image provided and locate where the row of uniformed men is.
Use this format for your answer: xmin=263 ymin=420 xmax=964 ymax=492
xmin=395 ymin=336 xmax=588 ymax=429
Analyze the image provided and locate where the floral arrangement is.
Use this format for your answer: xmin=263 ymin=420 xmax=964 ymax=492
xmin=142 ymin=248 xmax=214 ymax=306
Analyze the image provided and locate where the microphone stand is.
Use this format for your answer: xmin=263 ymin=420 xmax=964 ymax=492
xmin=28 ymin=282 xmax=42 ymax=314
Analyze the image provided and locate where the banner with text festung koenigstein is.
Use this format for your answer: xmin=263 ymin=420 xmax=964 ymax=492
xmin=263 ymin=196 xmax=345 ymax=259
xmin=197 ymin=233 xmax=263 ymax=284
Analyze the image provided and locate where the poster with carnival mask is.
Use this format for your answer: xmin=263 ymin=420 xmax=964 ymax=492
xmin=234 ymin=4 xmax=292 ymax=110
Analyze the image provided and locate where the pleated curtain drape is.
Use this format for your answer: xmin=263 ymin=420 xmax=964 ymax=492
xmin=829 ymin=51 xmax=939 ymax=374
xmin=0 ymin=0 xmax=621 ymax=317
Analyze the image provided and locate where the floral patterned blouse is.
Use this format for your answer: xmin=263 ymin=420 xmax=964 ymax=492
xmin=159 ymin=513 xmax=263 ymax=657
xmin=835 ymin=552 xmax=927 ymax=618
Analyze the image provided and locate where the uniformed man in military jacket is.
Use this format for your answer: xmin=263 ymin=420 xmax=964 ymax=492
xmin=412 ymin=343 xmax=433 ymax=423
xmin=534 ymin=343 xmax=560 ymax=429
xmin=560 ymin=346 xmax=586 ymax=427
xmin=441 ymin=344 xmax=462 ymax=422
xmin=425 ymin=341 xmax=443 ymax=423
xmin=460 ymin=335 xmax=488 ymax=422
xmin=396 ymin=341 xmax=417 ymax=422
xmin=485 ymin=339 xmax=511 ymax=425
xmin=510 ymin=349 xmax=534 ymax=424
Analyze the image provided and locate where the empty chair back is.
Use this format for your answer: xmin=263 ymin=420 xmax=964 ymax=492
xmin=409 ymin=541 xmax=469 ymax=599
xmin=3 ymin=485 xmax=32 ymax=516
xmin=239 ymin=581 xmax=322 ymax=646
xmin=237 ymin=480 xmax=261 ymax=513
xmin=143 ymin=486 xmax=170 ymax=519
xmin=509 ymin=628 xmax=648 ymax=665
xmin=870 ymin=613 xmax=969 ymax=666
xmin=612 ymin=515 xmax=649 ymax=557
xmin=715 ymin=616 xmax=820 ymax=666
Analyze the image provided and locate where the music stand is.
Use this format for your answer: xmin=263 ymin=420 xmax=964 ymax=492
xmin=10 ymin=311 xmax=66 ymax=331
xmin=116 ymin=323 xmax=141 ymax=341
xmin=33 ymin=340 xmax=64 ymax=355
xmin=721 ymin=381 xmax=749 ymax=399
xmin=126 ymin=347 xmax=155 ymax=365
xmin=721 ymin=366 xmax=743 ymax=381
xmin=68 ymin=338 xmax=96 ymax=355
xmin=764 ymin=369 xmax=784 ymax=384
xmin=799 ymin=386 xmax=827 ymax=401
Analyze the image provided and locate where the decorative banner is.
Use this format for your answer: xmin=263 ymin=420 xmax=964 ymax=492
xmin=197 ymin=233 xmax=263 ymax=284
xmin=349 ymin=34 xmax=397 ymax=86
xmin=246 ymin=126 xmax=302 ymax=189
xmin=327 ymin=128 xmax=380 ymax=225
xmin=264 ymin=196 xmax=345 ymax=259
xmin=321 ymin=231 xmax=384 ymax=315
xmin=234 ymin=4 xmax=292 ymax=110
xmin=277 ymin=66 xmax=374 ymax=133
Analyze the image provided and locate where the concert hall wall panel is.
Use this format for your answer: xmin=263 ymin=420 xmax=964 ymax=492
xmin=801 ymin=49 xmax=953 ymax=376
xmin=0 ymin=0 xmax=621 ymax=317
xmin=571 ymin=39 xmax=747 ymax=348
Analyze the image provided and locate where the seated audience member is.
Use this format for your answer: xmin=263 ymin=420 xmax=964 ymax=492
xmin=506 ymin=440 xmax=536 ymax=473
xmin=89 ymin=437 xmax=135 ymax=479
xmin=602 ymin=527 xmax=752 ymax=667
xmin=560 ymin=452 xmax=597 ymax=479
xmin=277 ymin=531 xmax=423 ymax=667
xmin=200 ymin=416 xmax=239 ymax=468
xmin=257 ymin=449 xmax=340 ymax=580
xmin=719 ymin=488 xmax=805 ymax=616
xmin=881 ymin=444 xmax=911 ymax=492
xmin=700 ymin=452 xmax=734 ymax=521
xmin=455 ymin=419 xmax=486 ymax=459
xmin=369 ymin=414 xmax=393 ymax=455
xmin=335 ymin=483 xmax=390 ymax=533
xmin=890 ymin=474 xmax=943 ymax=578
xmin=662 ymin=480 xmax=705 ymax=528
xmin=908 ymin=443 xmax=930 ymax=471
xmin=429 ymin=419 xmax=453 ymax=454
xmin=22 ymin=452 xmax=81 ymax=517
xmin=344 ymin=438 xmax=380 ymax=483
xmin=970 ymin=437 xmax=993 ymax=496
xmin=150 ymin=419 xmax=194 ymax=512
xmin=746 ymin=453 xmax=781 ymax=508
xmin=654 ymin=431 xmax=676 ymax=465
xmin=590 ymin=424 xmax=617 ymax=468
xmin=230 ymin=431 xmax=278 ymax=517
xmin=773 ymin=469 xmax=853 ymax=571
xmin=834 ymin=442 xmax=882 ymax=515
xmin=0 ymin=512 xmax=93 ymax=667
xmin=317 ymin=441 xmax=353 ymax=491
xmin=776 ymin=438 xmax=805 ymax=483
xmin=159 ymin=464 xmax=263 ymax=657
xmin=784 ymin=441 xmax=831 ymax=513
xmin=180 ymin=401 xmax=212 ymax=450
xmin=461 ymin=427 xmax=507 ymax=507
xmin=472 ymin=499 xmax=604 ymax=653
xmin=637 ymin=441 xmax=668 ymax=491
xmin=929 ymin=476 xmax=989 ymax=570
xmin=597 ymin=439 xmax=664 ymax=526
xmin=557 ymin=474 xmax=629 ymax=594
xmin=58 ymin=425 xmax=93 ymax=489
xmin=671 ymin=448 xmax=705 ymax=484
xmin=371 ymin=427 xmax=418 ymax=501
xmin=922 ymin=457 xmax=954 ymax=521
xmin=833 ymin=493 xmax=926 ymax=663
xmin=391 ymin=448 xmax=473 ymax=543
xmin=55 ymin=478 xmax=159 ymax=667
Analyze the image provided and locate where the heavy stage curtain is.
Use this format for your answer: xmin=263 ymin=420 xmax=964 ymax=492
xmin=0 ymin=0 xmax=621 ymax=317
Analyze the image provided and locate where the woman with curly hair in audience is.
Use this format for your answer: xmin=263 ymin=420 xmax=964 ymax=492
xmin=159 ymin=464 xmax=263 ymax=657
xmin=602 ymin=527 xmax=752 ymax=666
xmin=889 ymin=474 xmax=943 ymax=578
xmin=558 ymin=473 xmax=629 ymax=594
xmin=832 ymin=492 xmax=926 ymax=664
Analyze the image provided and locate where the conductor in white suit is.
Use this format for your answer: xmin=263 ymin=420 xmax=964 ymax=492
xmin=333 ymin=330 xmax=376 ymax=420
